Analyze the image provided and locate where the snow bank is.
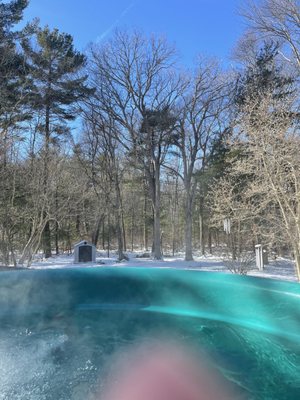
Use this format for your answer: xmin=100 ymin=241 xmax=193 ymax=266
xmin=28 ymin=252 xmax=297 ymax=282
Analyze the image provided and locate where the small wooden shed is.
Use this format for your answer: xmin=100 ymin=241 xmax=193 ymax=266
xmin=74 ymin=240 xmax=96 ymax=263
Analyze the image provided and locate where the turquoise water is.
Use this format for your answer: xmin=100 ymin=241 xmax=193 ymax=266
xmin=0 ymin=268 xmax=300 ymax=399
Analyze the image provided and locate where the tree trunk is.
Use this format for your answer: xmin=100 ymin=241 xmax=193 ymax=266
xmin=198 ymin=194 xmax=205 ymax=255
xmin=152 ymin=164 xmax=162 ymax=259
xmin=122 ymin=203 xmax=127 ymax=252
xmin=185 ymin=193 xmax=194 ymax=261
xmin=9 ymin=242 xmax=17 ymax=267
xmin=143 ymin=190 xmax=148 ymax=251
xmin=199 ymin=211 xmax=205 ymax=255
xmin=55 ymin=221 xmax=59 ymax=255
xmin=107 ymin=213 xmax=110 ymax=258
xmin=131 ymin=209 xmax=134 ymax=252
xmin=76 ymin=215 xmax=80 ymax=236
xmin=208 ymin=228 xmax=212 ymax=254
xmin=102 ymin=217 xmax=105 ymax=250
xmin=172 ymin=214 xmax=176 ymax=257
xmin=237 ymin=219 xmax=241 ymax=259
xmin=153 ymin=206 xmax=162 ymax=259
xmin=19 ymin=220 xmax=45 ymax=266
xmin=293 ymin=246 xmax=300 ymax=281
xmin=231 ymin=233 xmax=236 ymax=261
xmin=172 ymin=176 xmax=178 ymax=256
xmin=43 ymin=220 xmax=51 ymax=258
xmin=55 ymin=186 xmax=59 ymax=255
xmin=115 ymin=172 xmax=126 ymax=261
xmin=67 ymin=223 xmax=72 ymax=254
xmin=216 ymin=230 xmax=219 ymax=247
xmin=42 ymin=105 xmax=51 ymax=258
xmin=92 ymin=215 xmax=103 ymax=247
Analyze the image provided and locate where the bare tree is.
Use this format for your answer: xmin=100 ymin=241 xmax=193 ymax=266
xmin=87 ymin=30 xmax=185 ymax=259
xmin=170 ymin=60 xmax=228 ymax=260
xmin=211 ymin=90 xmax=300 ymax=280
xmin=79 ymin=107 xmax=127 ymax=261
xmin=18 ymin=151 xmax=63 ymax=266
xmin=242 ymin=0 xmax=300 ymax=69
xmin=209 ymin=168 xmax=259 ymax=262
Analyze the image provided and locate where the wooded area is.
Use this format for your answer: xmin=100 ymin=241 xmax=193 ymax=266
xmin=1 ymin=0 xmax=300 ymax=279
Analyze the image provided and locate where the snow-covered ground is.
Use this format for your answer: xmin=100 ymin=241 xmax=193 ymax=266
xmin=29 ymin=251 xmax=298 ymax=282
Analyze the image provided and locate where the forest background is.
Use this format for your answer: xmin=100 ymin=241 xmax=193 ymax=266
xmin=1 ymin=0 xmax=300 ymax=281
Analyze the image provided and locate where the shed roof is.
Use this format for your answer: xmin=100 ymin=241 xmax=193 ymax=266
xmin=74 ymin=240 xmax=95 ymax=248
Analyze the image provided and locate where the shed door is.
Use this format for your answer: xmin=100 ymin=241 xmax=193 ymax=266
xmin=78 ymin=245 xmax=92 ymax=262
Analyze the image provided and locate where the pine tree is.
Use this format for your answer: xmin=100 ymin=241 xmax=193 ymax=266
xmin=0 ymin=0 xmax=30 ymax=265
xmin=235 ymin=41 xmax=295 ymax=127
xmin=0 ymin=0 xmax=30 ymax=159
xmin=22 ymin=26 xmax=92 ymax=257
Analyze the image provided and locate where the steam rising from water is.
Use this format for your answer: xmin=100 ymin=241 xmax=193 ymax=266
xmin=0 ymin=330 xmax=66 ymax=400
xmin=0 ymin=326 xmax=105 ymax=400
xmin=1 ymin=269 xmax=300 ymax=399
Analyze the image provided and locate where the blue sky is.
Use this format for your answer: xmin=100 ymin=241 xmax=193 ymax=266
xmin=22 ymin=0 xmax=245 ymax=65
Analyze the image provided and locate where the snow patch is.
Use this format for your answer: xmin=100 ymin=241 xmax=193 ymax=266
xmin=28 ymin=252 xmax=298 ymax=282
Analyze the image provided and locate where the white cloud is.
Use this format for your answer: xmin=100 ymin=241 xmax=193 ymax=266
xmin=96 ymin=2 xmax=135 ymax=42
